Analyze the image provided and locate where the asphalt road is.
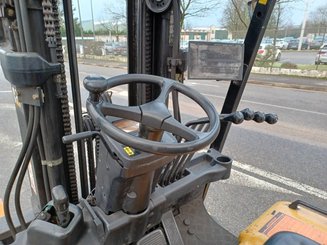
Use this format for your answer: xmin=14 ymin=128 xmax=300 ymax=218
xmin=0 ymin=64 xmax=326 ymax=237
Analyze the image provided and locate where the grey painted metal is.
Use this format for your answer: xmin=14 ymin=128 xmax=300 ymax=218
xmin=84 ymin=74 xmax=220 ymax=155
xmin=13 ymin=0 xmax=26 ymax=52
xmin=0 ymin=50 xmax=61 ymax=87
xmin=7 ymin=148 xmax=232 ymax=244
xmin=18 ymin=0 xmax=32 ymax=52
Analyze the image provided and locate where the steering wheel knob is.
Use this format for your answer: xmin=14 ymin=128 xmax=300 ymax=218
xmin=84 ymin=75 xmax=108 ymax=94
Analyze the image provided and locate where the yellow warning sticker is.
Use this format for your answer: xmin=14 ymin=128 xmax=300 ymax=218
xmin=123 ymin=146 xmax=135 ymax=157
xmin=258 ymin=0 xmax=268 ymax=5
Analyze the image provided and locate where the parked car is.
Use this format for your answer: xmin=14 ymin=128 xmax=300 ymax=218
xmin=104 ymin=42 xmax=127 ymax=56
xmin=180 ymin=40 xmax=189 ymax=51
xmin=310 ymin=37 xmax=325 ymax=50
xmin=257 ymin=43 xmax=281 ymax=61
xmin=262 ymin=38 xmax=273 ymax=44
xmin=287 ymin=39 xmax=309 ymax=50
xmin=112 ymin=43 xmax=127 ymax=56
xmin=315 ymin=44 xmax=327 ymax=65
xmin=275 ymin=38 xmax=288 ymax=49
xmin=104 ymin=42 xmax=114 ymax=53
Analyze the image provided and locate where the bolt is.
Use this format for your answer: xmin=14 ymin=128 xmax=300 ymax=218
xmin=183 ymin=218 xmax=191 ymax=226
xmin=187 ymin=228 xmax=195 ymax=235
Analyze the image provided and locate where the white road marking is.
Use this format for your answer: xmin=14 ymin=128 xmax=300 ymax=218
xmin=0 ymin=132 xmax=22 ymax=147
xmin=239 ymin=99 xmax=327 ymax=116
xmin=226 ymin=169 xmax=300 ymax=196
xmin=199 ymin=92 xmax=327 ymax=116
xmin=0 ymin=103 xmax=15 ymax=110
xmin=0 ymin=91 xmax=12 ymax=93
xmin=232 ymin=160 xmax=327 ymax=200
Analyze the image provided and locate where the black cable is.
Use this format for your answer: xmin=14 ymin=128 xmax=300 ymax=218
xmin=83 ymin=115 xmax=96 ymax=191
xmin=15 ymin=106 xmax=40 ymax=229
xmin=3 ymin=105 xmax=34 ymax=238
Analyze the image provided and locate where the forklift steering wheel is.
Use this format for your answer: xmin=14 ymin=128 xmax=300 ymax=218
xmin=84 ymin=74 xmax=220 ymax=155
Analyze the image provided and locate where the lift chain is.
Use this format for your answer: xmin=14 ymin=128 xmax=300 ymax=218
xmin=41 ymin=0 xmax=78 ymax=204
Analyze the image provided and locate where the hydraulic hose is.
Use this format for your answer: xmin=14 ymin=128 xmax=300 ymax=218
xmin=37 ymin=132 xmax=51 ymax=202
xmin=83 ymin=115 xmax=96 ymax=191
xmin=15 ymin=106 xmax=40 ymax=229
xmin=3 ymin=105 xmax=34 ymax=238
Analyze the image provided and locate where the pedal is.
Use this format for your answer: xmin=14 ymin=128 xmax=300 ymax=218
xmin=162 ymin=210 xmax=185 ymax=245
xmin=136 ymin=229 xmax=167 ymax=245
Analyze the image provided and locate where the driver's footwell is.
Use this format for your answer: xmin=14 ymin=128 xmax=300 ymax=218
xmin=174 ymin=197 xmax=237 ymax=245
xmin=137 ymin=197 xmax=237 ymax=245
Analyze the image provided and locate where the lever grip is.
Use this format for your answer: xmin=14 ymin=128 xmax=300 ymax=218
xmin=241 ymin=108 xmax=254 ymax=120
xmin=220 ymin=111 xmax=244 ymax=124
xmin=265 ymin=113 xmax=278 ymax=124
xmin=253 ymin=111 xmax=265 ymax=123
xmin=62 ymin=131 xmax=97 ymax=144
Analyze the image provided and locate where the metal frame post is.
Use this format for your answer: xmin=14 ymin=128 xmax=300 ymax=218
xmin=211 ymin=0 xmax=276 ymax=152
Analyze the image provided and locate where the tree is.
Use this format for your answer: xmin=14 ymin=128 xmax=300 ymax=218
xmin=103 ymin=0 xmax=127 ymax=42
xmin=221 ymin=0 xmax=250 ymax=39
xmin=222 ymin=0 xmax=298 ymax=40
xmin=307 ymin=4 xmax=327 ymax=38
xmin=58 ymin=1 xmax=83 ymax=37
xmin=180 ymin=0 xmax=221 ymax=29
xmin=268 ymin=0 xmax=299 ymax=45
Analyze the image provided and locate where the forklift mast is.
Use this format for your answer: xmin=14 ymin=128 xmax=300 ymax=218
xmin=0 ymin=0 xmax=277 ymax=244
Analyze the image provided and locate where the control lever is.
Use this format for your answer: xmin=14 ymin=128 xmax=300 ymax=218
xmin=51 ymin=185 xmax=70 ymax=228
xmin=63 ymin=131 xmax=119 ymax=160
xmin=62 ymin=131 xmax=98 ymax=144
xmin=220 ymin=111 xmax=244 ymax=124
xmin=220 ymin=108 xmax=278 ymax=124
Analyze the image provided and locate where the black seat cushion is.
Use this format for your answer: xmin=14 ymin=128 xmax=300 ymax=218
xmin=264 ymin=231 xmax=319 ymax=245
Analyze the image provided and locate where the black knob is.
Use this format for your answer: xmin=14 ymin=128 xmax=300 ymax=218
xmin=83 ymin=75 xmax=107 ymax=94
xmin=241 ymin=108 xmax=254 ymax=120
xmin=220 ymin=111 xmax=244 ymax=124
xmin=253 ymin=111 xmax=265 ymax=123
xmin=265 ymin=113 xmax=278 ymax=124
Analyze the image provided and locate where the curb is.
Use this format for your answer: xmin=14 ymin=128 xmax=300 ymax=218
xmin=252 ymin=67 xmax=327 ymax=79
xmin=248 ymin=80 xmax=327 ymax=92
xmin=77 ymin=60 xmax=326 ymax=92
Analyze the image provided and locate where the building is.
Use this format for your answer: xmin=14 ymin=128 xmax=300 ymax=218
xmin=181 ymin=26 xmax=231 ymax=41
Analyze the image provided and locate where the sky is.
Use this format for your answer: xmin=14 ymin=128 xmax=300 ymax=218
xmin=72 ymin=0 xmax=325 ymax=27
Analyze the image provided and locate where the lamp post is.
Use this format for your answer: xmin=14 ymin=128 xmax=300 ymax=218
xmin=76 ymin=0 xmax=85 ymax=56
xmin=90 ymin=0 xmax=96 ymax=40
xmin=298 ymin=0 xmax=309 ymax=51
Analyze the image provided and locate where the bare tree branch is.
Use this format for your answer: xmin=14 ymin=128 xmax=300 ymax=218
xmin=230 ymin=0 xmax=248 ymax=29
xmin=180 ymin=0 xmax=220 ymax=29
